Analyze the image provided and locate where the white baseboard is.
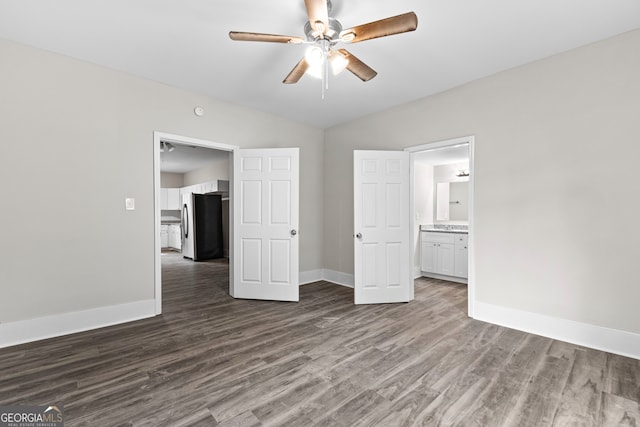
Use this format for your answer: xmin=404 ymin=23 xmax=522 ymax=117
xmin=299 ymin=269 xmax=354 ymax=288
xmin=0 ymin=299 xmax=156 ymax=350
xmin=300 ymin=269 xmax=323 ymax=285
xmin=322 ymin=269 xmax=354 ymax=288
xmin=420 ymin=272 xmax=468 ymax=284
xmin=474 ymin=301 xmax=640 ymax=360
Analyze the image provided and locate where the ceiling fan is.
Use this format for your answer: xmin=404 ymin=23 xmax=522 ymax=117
xmin=228 ymin=0 xmax=418 ymax=86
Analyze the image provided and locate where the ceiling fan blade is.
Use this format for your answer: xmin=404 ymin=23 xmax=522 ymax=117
xmin=229 ymin=31 xmax=305 ymax=44
xmin=304 ymin=0 xmax=329 ymax=35
xmin=283 ymin=57 xmax=310 ymax=84
xmin=339 ymin=12 xmax=418 ymax=43
xmin=337 ymin=49 xmax=377 ymax=82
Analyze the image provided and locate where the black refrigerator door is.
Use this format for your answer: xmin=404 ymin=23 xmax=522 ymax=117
xmin=192 ymin=193 xmax=224 ymax=261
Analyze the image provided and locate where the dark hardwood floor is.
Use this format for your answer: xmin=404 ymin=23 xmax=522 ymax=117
xmin=1 ymin=252 xmax=638 ymax=426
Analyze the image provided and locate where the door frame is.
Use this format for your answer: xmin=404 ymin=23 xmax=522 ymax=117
xmin=405 ymin=135 xmax=476 ymax=317
xmin=153 ymin=131 xmax=238 ymax=315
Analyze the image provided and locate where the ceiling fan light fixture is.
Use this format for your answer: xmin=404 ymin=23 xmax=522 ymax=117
xmin=229 ymin=1 xmax=418 ymax=90
xmin=305 ymin=45 xmax=324 ymax=67
xmin=306 ymin=63 xmax=323 ymax=79
xmin=329 ymin=50 xmax=349 ymax=75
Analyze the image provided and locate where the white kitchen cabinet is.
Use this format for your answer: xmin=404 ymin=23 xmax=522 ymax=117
xmin=160 ymin=188 xmax=169 ymax=210
xmin=200 ymin=182 xmax=216 ymax=194
xmin=160 ymin=225 xmax=169 ymax=248
xmin=161 ymin=188 xmax=181 ymax=210
xmin=168 ymin=224 xmax=181 ymax=250
xmin=167 ymin=188 xmax=180 ymax=210
xmin=421 ymin=231 xmax=467 ymax=282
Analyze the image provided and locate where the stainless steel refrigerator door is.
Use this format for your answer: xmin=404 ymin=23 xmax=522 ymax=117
xmin=181 ymin=192 xmax=195 ymax=259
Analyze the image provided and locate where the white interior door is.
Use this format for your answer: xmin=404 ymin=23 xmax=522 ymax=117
xmin=232 ymin=148 xmax=299 ymax=302
xmin=354 ymin=150 xmax=411 ymax=304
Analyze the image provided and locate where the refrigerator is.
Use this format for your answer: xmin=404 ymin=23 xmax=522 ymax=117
xmin=181 ymin=192 xmax=224 ymax=261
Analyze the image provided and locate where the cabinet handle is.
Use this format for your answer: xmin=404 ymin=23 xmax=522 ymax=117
xmin=182 ymin=204 xmax=189 ymax=238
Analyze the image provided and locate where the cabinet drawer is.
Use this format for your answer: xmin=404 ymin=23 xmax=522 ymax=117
xmin=454 ymin=234 xmax=468 ymax=246
xmin=421 ymin=232 xmax=455 ymax=244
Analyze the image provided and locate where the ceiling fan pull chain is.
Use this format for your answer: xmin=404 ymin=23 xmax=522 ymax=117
xmin=321 ymin=67 xmax=325 ymax=100
xmin=324 ymin=48 xmax=330 ymax=94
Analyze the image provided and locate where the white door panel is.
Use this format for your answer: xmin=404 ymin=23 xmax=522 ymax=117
xmin=232 ymin=148 xmax=299 ymax=302
xmin=354 ymin=150 xmax=411 ymax=304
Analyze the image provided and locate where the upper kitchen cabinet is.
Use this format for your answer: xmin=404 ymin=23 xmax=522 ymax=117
xmin=161 ymin=188 xmax=181 ymax=210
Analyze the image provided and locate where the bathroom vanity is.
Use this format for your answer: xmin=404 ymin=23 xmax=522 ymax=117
xmin=420 ymin=226 xmax=468 ymax=283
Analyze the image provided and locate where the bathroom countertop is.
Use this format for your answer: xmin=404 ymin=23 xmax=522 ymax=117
xmin=420 ymin=225 xmax=468 ymax=234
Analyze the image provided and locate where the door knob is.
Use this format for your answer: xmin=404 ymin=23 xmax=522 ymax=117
xmin=356 ymin=233 xmax=362 ymax=239
xmin=290 ymin=229 xmax=297 ymax=236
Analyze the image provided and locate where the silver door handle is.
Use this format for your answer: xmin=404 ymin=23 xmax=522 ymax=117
xmin=356 ymin=233 xmax=362 ymax=239
xmin=290 ymin=229 xmax=297 ymax=236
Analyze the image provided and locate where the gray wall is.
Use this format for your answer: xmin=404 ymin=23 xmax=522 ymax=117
xmin=183 ymin=156 xmax=230 ymax=187
xmin=0 ymin=38 xmax=324 ymax=323
xmin=160 ymin=172 xmax=184 ymax=188
xmin=413 ymin=162 xmax=434 ymax=270
xmin=324 ymin=29 xmax=640 ymax=335
xmin=3 ymin=28 xmax=639 ymax=342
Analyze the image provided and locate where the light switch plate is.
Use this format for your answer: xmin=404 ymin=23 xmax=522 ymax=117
xmin=125 ymin=198 xmax=135 ymax=210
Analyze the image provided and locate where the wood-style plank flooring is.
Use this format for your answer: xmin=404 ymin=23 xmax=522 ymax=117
xmin=1 ymin=252 xmax=639 ymax=426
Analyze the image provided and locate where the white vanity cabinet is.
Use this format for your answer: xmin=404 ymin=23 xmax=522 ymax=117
xmin=454 ymin=234 xmax=468 ymax=279
xmin=421 ymin=232 xmax=455 ymax=276
xmin=421 ymin=231 xmax=468 ymax=282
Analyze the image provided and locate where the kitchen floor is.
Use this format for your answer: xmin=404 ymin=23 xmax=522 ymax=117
xmin=0 ymin=253 xmax=638 ymax=426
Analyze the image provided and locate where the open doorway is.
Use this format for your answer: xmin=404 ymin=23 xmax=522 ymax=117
xmin=153 ymin=132 xmax=238 ymax=314
xmin=406 ymin=136 xmax=475 ymax=316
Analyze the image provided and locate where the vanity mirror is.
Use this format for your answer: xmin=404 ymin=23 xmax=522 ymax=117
xmin=435 ymin=181 xmax=468 ymax=221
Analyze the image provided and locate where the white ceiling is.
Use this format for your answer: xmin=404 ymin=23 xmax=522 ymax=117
xmin=1 ymin=1 xmax=639 ymax=129
xmin=414 ymin=144 xmax=469 ymax=167
xmin=160 ymin=143 xmax=229 ymax=174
